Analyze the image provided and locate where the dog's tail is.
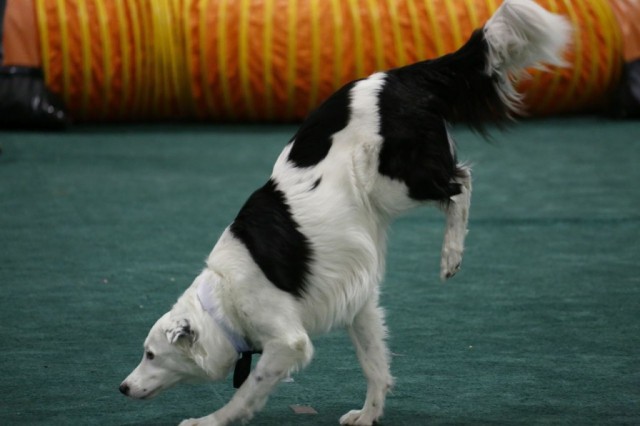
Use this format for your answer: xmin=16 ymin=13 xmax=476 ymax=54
xmin=410 ymin=0 xmax=572 ymax=132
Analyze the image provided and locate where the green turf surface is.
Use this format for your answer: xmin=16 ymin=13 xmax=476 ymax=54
xmin=0 ymin=118 xmax=638 ymax=425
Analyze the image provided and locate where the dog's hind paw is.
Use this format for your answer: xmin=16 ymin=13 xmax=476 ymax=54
xmin=440 ymin=247 xmax=463 ymax=281
xmin=339 ymin=409 xmax=378 ymax=425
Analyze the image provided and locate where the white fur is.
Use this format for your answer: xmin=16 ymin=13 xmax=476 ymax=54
xmin=484 ymin=0 xmax=573 ymax=113
xmin=120 ymin=2 xmax=570 ymax=424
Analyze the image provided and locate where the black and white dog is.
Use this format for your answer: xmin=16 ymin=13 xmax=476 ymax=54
xmin=120 ymin=1 xmax=571 ymax=424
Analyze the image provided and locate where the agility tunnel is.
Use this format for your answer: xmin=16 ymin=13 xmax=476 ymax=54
xmin=2 ymin=0 xmax=640 ymax=123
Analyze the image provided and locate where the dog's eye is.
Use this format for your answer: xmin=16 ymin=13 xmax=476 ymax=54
xmin=145 ymin=351 xmax=155 ymax=360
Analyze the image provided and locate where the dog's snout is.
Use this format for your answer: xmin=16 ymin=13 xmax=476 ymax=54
xmin=119 ymin=383 xmax=130 ymax=396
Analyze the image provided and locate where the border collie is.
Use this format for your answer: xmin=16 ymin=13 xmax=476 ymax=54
xmin=120 ymin=1 xmax=571 ymax=424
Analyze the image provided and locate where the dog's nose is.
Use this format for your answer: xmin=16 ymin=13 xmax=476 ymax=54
xmin=119 ymin=383 xmax=130 ymax=396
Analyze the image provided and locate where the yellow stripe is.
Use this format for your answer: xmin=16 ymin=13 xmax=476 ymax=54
xmin=163 ymin=2 xmax=182 ymax=115
xmin=55 ymin=0 xmax=70 ymax=105
xmin=154 ymin=4 xmax=168 ymax=116
xmin=330 ymin=0 xmax=343 ymax=89
xmin=424 ymin=0 xmax=445 ymax=56
xmin=77 ymin=0 xmax=91 ymax=119
xmin=527 ymin=0 xmax=558 ymax=112
xmin=96 ymin=0 xmax=113 ymax=118
xmin=181 ymin=0 xmax=196 ymax=117
xmin=366 ymin=0 xmax=384 ymax=70
xmin=285 ymin=0 xmax=298 ymax=118
xmin=35 ymin=0 xmax=51 ymax=85
xmin=537 ymin=0 xmax=580 ymax=113
xmin=576 ymin=0 xmax=599 ymax=108
xmin=217 ymin=0 xmax=234 ymax=118
xmin=463 ymin=0 xmax=480 ymax=28
xmin=407 ymin=0 xmax=425 ymax=60
xmin=183 ymin=0 xmax=197 ymax=116
xmin=591 ymin=0 xmax=618 ymax=96
xmin=115 ymin=0 xmax=130 ymax=118
xmin=444 ymin=0 xmax=463 ymax=48
xmin=308 ymin=0 xmax=321 ymax=110
xmin=263 ymin=0 xmax=275 ymax=119
xmin=347 ymin=0 xmax=365 ymax=76
xmin=198 ymin=0 xmax=216 ymax=117
xmin=485 ymin=0 xmax=498 ymax=13
xmin=239 ymin=0 xmax=256 ymax=118
xmin=129 ymin=1 xmax=143 ymax=116
xmin=555 ymin=0 xmax=587 ymax=111
xmin=140 ymin=1 xmax=153 ymax=116
xmin=388 ymin=0 xmax=407 ymax=65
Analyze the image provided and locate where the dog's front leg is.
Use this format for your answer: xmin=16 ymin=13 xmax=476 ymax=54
xmin=179 ymin=334 xmax=313 ymax=426
xmin=341 ymin=298 xmax=394 ymax=425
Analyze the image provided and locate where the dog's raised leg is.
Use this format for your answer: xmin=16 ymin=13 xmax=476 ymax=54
xmin=340 ymin=298 xmax=394 ymax=426
xmin=178 ymin=333 xmax=313 ymax=426
xmin=440 ymin=166 xmax=472 ymax=281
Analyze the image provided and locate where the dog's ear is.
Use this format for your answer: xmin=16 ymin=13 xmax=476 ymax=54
xmin=166 ymin=318 xmax=198 ymax=346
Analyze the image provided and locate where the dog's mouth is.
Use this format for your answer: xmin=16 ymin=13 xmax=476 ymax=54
xmin=138 ymin=386 xmax=163 ymax=400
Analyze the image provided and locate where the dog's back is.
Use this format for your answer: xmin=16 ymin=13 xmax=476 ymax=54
xmin=220 ymin=0 xmax=572 ymax=331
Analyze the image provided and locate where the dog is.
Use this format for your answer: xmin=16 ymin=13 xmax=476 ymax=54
xmin=120 ymin=1 xmax=571 ymax=424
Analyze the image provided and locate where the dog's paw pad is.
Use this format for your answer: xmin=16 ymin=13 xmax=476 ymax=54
xmin=340 ymin=409 xmax=377 ymax=425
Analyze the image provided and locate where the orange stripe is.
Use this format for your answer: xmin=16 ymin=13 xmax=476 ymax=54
xmin=524 ymin=0 xmax=559 ymax=113
xmin=308 ymin=0 xmax=321 ymax=110
xmin=55 ymin=0 xmax=70 ymax=105
xmin=330 ymin=0 xmax=344 ymax=89
xmin=554 ymin=0 xmax=586 ymax=112
xmin=182 ymin=0 xmax=197 ymax=117
xmin=198 ymin=0 xmax=217 ymax=118
xmin=115 ymin=0 xmax=130 ymax=118
xmin=77 ymin=0 xmax=92 ymax=119
xmin=239 ymin=0 xmax=256 ymax=118
xmin=97 ymin=0 xmax=113 ymax=119
xmin=263 ymin=0 xmax=275 ymax=119
xmin=129 ymin=1 xmax=143 ymax=117
xmin=444 ymin=0 xmax=464 ymax=48
xmin=285 ymin=0 xmax=298 ymax=119
xmin=388 ymin=0 xmax=407 ymax=65
xmin=347 ymin=0 xmax=365 ymax=77
xmin=217 ymin=0 xmax=234 ymax=118
xmin=407 ymin=0 xmax=425 ymax=60
xmin=424 ymin=0 xmax=445 ymax=56
xmin=591 ymin=0 xmax=619 ymax=98
xmin=463 ymin=0 xmax=480 ymax=28
xmin=366 ymin=0 xmax=384 ymax=70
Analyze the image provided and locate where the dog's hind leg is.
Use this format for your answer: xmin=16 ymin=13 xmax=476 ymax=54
xmin=440 ymin=165 xmax=472 ymax=281
xmin=180 ymin=333 xmax=313 ymax=426
xmin=340 ymin=298 xmax=394 ymax=426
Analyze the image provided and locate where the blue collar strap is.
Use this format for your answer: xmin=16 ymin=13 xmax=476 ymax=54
xmin=196 ymin=280 xmax=253 ymax=354
xmin=196 ymin=280 xmax=259 ymax=388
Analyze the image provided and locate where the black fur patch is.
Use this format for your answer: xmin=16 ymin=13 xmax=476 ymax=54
xmin=310 ymin=177 xmax=322 ymax=191
xmin=230 ymin=179 xmax=312 ymax=297
xmin=287 ymin=81 xmax=357 ymax=167
xmin=378 ymin=29 xmax=505 ymax=202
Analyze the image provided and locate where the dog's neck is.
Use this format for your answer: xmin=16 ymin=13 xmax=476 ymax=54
xmin=196 ymin=279 xmax=253 ymax=354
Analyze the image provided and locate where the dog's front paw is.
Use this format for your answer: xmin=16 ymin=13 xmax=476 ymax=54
xmin=440 ymin=247 xmax=463 ymax=281
xmin=340 ymin=409 xmax=378 ymax=425
xmin=178 ymin=414 xmax=219 ymax=426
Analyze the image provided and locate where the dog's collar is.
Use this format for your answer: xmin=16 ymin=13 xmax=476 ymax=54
xmin=196 ymin=280 xmax=260 ymax=388
xmin=196 ymin=280 xmax=253 ymax=354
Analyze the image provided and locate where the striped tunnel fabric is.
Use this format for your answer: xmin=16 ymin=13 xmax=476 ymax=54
xmin=35 ymin=0 xmax=624 ymax=122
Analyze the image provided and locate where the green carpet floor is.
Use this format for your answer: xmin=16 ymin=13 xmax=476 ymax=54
xmin=0 ymin=118 xmax=638 ymax=425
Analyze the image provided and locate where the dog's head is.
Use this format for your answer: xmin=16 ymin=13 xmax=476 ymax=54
xmin=119 ymin=309 xmax=237 ymax=400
